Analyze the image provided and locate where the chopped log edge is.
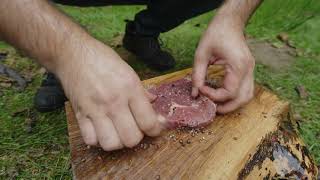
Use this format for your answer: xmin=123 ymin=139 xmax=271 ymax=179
xmin=65 ymin=66 xmax=318 ymax=180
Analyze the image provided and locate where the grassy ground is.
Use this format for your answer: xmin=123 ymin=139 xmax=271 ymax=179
xmin=0 ymin=0 xmax=319 ymax=178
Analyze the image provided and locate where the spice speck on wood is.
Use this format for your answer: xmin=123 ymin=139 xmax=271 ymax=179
xmin=143 ymin=143 xmax=149 ymax=150
xmin=199 ymin=136 xmax=206 ymax=142
xmin=179 ymin=139 xmax=185 ymax=147
xmin=191 ymin=132 xmax=196 ymax=137
xmin=155 ymin=175 xmax=161 ymax=180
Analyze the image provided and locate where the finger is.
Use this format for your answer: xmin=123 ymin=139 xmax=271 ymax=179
xmin=216 ymin=99 xmax=243 ymax=114
xmin=217 ymin=72 xmax=255 ymax=114
xmin=199 ymin=86 xmax=234 ymax=102
xmin=78 ymin=116 xmax=98 ymax=146
xmin=216 ymin=92 xmax=252 ymax=114
xmin=203 ymin=66 xmax=241 ymax=102
xmin=223 ymin=66 xmax=242 ymax=97
xmin=91 ymin=114 xmax=123 ymax=151
xmin=145 ymin=90 xmax=157 ymax=103
xmin=192 ymin=49 xmax=210 ymax=97
xmin=129 ymin=90 xmax=164 ymax=137
xmin=109 ymin=105 xmax=144 ymax=148
xmin=208 ymin=56 xmax=219 ymax=65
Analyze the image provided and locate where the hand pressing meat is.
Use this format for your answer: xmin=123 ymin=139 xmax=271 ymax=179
xmin=0 ymin=0 xmax=164 ymax=151
xmin=148 ymin=77 xmax=216 ymax=128
xmin=192 ymin=0 xmax=261 ymax=114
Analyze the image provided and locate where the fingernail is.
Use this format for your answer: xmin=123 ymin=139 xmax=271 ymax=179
xmin=146 ymin=91 xmax=157 ymax=102
xmin=157 ymin=115 xmax=167 ymax=130
xmin=149 ymin=94 xmax=157 ymax=102
xmin=191 ymin=87 xmax=198 ymax=97
xmin=157 ymin=115 xmax=166 ymax=124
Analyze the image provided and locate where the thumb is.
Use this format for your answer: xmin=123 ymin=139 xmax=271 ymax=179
xmin=145 ymin=90 xmax=157 ymax=102
xmin=192 ymin=48 xmax=210 ymax=97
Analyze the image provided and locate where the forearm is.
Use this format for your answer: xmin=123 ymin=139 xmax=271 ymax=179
xmin=216 ymin=0 xmax=263 ymax=30
xmin=0 ymin=0 xmax=93 ymax=73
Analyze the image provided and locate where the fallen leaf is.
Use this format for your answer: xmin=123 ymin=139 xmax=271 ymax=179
xmin=0 ymin=52 xmax=8 ymax=61
xmin=0 ymin=82 xmax=12 ymax=88
xmin=286 ymin=40 xmax=296 ymax=49
xmin=110 ymin=33 xmax=124 ymax=48
xmin=25 ymin=118 xmax=35 ymax=133
xmin=292 ymin=113 xmax=303 ymax=122
xmin=295 ymin=85 xmax=309 ymax=99
xmin=38 ymin=67 xmax=46 ymax=75
xmin=271 ymin=41 xmax=284 ymax=49
xmin=12 ymin=108 xmax=29 ymax=117
xmin=194 ymin=23 xmax=201 ymax=27
xmin=0 ymin=75 xmax=14 ymax=82
xmin=277 ymin=32 xmax=289 ymax=43
xmin=0 ymin=63 xmax=27 ymax=90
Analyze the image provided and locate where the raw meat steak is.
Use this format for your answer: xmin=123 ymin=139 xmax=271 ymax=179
xmin=148 ymin=77 xmax=217 ymax=128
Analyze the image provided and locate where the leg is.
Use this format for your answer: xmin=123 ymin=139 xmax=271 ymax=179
xmin=123 ymin=0 xmax=223 ymax=70
xmin=51 ymin=0 xmax=147 ymax=6
xmin=34 ymin=72 xmax=67 ymax=112
xmin=132 ymin=0 xmax=223 ymax=36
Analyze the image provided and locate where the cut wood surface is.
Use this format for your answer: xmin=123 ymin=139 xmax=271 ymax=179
xmin=65 ymin=66 xmax=318 ymax=180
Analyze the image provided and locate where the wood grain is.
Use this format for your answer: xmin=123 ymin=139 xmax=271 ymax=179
xmin=66 ymin=66 xmax=318 ymax=180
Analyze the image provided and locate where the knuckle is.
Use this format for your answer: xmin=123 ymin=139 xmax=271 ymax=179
xmin=121 ymin=74 xmax=140 ymax=88
xmin=142 ymin=123 xmax=160 ymax=136
xmin=239 ymin=93 xmax=254 ymax=106
xmin=104 ymin=94 xmax=121 ymax=105
xmin=239 ymin=54 xmax=255 ymax=71
xmin=91 ymin=88 xmax=120 ymax=106
xmin=228 ymin=90 xmax=238 ymax=99
xmin=247 ymin=91 xmax=254 ymax=100
xmin=105 ymin=99 xmax=123 ymax=116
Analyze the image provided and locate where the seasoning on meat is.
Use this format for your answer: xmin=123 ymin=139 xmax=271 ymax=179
xmin=148 ymin=77 xmax=216 ymax=129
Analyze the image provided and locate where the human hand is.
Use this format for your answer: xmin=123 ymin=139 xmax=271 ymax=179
xmin=192 ymin=16 xmax=255 ymax=114
xmin=0 ymin=0 xmax=164 ymax=151
xmin=56 ymin=40 xmax=164 ymax=151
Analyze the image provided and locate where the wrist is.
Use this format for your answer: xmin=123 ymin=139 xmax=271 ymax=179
xmin=51 ymin=33 xmax=96 ymax=77
xmin=215 ymin=8 xmax=246 ymax=31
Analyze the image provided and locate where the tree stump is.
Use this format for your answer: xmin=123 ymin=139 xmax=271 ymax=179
xmin=65 ymin=66 xmax=318 ymax=180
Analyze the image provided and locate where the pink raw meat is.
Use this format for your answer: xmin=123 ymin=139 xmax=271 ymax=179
xmin=148 ymin=77 xmax=217 ymax=128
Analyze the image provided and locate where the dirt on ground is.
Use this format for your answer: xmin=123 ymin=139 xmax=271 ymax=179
xmin=247 ymin=38 xmax=296 ymax=72
xmin=112 ymin=35 xmax=297 ymax=78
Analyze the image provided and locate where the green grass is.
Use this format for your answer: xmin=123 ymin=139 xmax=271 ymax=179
xmin=0 ymin=0 xmax=319 ymax=178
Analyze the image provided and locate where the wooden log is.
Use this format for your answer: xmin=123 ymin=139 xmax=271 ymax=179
xmin=65 ymin=66 xmax=318 ymax=180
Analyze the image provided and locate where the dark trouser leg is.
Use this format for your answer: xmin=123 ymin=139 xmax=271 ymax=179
xmin=52 ymin=0 xmax=147 ymax=6
xmin=132 ymin=0 xmax=224 ymax=37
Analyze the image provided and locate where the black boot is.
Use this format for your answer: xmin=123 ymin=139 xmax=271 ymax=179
xmin=34 ymin=72 xmax=67 ymax=112
xmin=123 ymin=21 xmax=176 ymax=71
